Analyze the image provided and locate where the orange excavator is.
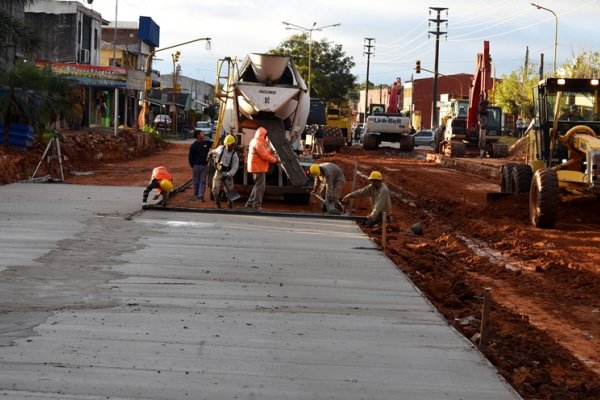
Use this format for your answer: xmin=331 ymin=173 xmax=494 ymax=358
xmin=438 ymin=41 xmax=508 ymax=157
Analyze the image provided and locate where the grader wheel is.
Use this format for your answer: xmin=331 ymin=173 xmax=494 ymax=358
xmin=511 ymin=164 xmax=533 ymax=193
xmin=529 ymin=168 xmax=559 ymax=228
xmin=500 ymin=163 xmax=518 ymax=193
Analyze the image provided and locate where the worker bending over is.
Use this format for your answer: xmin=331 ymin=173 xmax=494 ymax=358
xmin=209 ymin=134 xmax=239 ymax=209
xmin=310 ymin=162 xmax=345 ymax=203
xmin=342 ymin=170 xmax=391 ymax=227
xmin=142 ymin=165 xmax=174 ymax=205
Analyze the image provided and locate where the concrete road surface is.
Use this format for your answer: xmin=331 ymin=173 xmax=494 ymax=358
xmin=0 ymin=183 xmax=521 ymax=399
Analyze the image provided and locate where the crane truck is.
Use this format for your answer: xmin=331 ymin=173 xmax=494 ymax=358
xmin=214 ymin=53 xmax=312 ymax=204
xmin=498 ymin=77 xmax=600 ymax=228
xmin=362 ymin=79 xmax=414 ymax=151
xmin=437 ymin=41 xmax=508 ymax=158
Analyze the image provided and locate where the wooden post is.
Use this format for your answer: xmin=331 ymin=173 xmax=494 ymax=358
xmin=479 ymin=287 xmax=492 ymax=348
xmin=349 ymin=162 xmax=358 ymax=212
xmin=382 ymin=212 xmax=387 ymax=252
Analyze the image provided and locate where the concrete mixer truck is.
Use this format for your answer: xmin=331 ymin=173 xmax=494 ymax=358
xmin=213 ymin=53 xmax=313 ymax=204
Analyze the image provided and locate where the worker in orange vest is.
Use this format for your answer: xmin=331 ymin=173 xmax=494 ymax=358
xmin=143 ymin=165 xmax=174 ymax=205
xmin=244 ymin=127 xmax=279 ymax=210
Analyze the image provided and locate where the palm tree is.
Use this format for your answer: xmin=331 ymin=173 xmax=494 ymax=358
xmin=0 ymin=62 xmax=75 ymax=147
xmin=0 ymin=0 xmax=41 ymax=56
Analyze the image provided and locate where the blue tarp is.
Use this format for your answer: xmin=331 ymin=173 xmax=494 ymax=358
xmin=0 ymin=123 xmax=35 ymax=150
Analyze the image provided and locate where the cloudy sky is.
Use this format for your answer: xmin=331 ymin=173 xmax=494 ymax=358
xmin=87 ymin=0 xmax=599 ymax=85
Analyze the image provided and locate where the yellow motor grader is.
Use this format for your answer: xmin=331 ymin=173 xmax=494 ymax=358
xmin=499 ymin=78 xmax=600 ymax=228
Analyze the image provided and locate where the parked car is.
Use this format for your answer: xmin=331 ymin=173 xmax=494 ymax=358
xmin=412 ymin=129 xmax=435 ymax=147
xmin=194 ymin=121 xmax=213 ymax=139
xmin=154 ymin=115 xmax=172 ymax=130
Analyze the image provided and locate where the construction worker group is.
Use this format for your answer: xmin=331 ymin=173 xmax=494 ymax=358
xmin=144 ymin=126 xmax=391 ymax=227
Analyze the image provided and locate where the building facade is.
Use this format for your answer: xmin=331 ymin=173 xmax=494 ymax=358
xmin=25 ymin=0 xmax=103 ymax=65
xmin=408 ymin=73 xmax=472 ymax=129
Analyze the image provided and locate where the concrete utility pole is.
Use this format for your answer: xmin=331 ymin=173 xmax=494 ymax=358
xmin=428 ymin=7 xmax=448 ymax=129
xmin=363 ymin=38 xmax=375 ymax=122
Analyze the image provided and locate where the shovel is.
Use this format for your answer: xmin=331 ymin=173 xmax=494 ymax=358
xmin=227 ymin=190 xmax=241 ymax=202
xmin=311 ymin=193 xmax=344 ymax=215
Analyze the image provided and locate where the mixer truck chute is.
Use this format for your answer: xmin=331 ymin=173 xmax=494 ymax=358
xmin=215 ymin=53 xmax=313 ymax=203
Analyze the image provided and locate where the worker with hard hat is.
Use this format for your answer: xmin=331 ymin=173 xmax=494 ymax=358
xmin=142 ymin=165 xmax=174 ymax=205
xmin=245 ymin=127 xmax=279 ymax=211
xmin=209 ymin=134 xmax=240 ymax=209
xmin=309 ymin=162 xmax=345 ymax=204
xmin=342 ymin=170 xmax=391 ymax=227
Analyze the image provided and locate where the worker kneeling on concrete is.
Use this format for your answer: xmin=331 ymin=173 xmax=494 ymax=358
xmin=310 ymin=162 xmax=345 ymax=214
xmin=342 ymin=170 xmax=391 ymax=227
xmin=143 ymin=165 xmax=174 ymax=206
xmin=209 ymin=134 xmax=240 ymax=209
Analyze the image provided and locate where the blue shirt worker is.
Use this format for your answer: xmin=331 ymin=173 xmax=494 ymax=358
xmin=188 ymin=131 xmax=213 ymax=201
xmin=209 ymin=134 xmax=239 ymax=209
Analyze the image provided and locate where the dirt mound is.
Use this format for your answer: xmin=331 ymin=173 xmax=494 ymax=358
xmin=0 ymin=128 xmax=165 ymax=184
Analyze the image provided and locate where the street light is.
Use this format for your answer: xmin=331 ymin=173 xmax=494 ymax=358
xmin=172 ymin=51 xmax=181 ymax=135
xmin=531 ymin=3 xmax=558 ymax=76
xmin=137 ymin=37 xmax=211 ymax=129
xmin=281 ymin=21 xmax=341 ymax=96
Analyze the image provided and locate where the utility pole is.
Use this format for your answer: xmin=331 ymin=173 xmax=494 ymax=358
xmin=428 ymin=7 xmax=447 ymax=129
xmin=363 ymin=37 xmax=375 ymax=123
xmin=523 ymin=46 xmax=529 ymax=84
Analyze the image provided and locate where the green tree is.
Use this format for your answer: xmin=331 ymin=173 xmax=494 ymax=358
xmin=270 ymin=33 xmax=356 ymax=101
xmin=494 ymin=65 xmax=538 ymax=120
xmin=0 ymin=0 xmax=41 ymax=59
xmin=561 ymin=50 xmax=600 ymax=78
xmin=354 ymin=81 xmax=378 ymax=91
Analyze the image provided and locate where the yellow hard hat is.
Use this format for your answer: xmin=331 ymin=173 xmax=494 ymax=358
xmin=224 ymin=134 xmax=236 ymax=145
xmin=368 ymin=171 xmax=383 ymax=181
xmin=159 ymin=179 xmax=173 ymax=192
xmin=309 ymin=164 xmax=321 ymax=176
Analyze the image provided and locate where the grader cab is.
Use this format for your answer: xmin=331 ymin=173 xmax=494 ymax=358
xmin=500 ymin=78 xmax=600 ymax=228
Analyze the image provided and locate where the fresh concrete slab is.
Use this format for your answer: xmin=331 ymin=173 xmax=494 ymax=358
xmin=0 ymin=183 xmax=521 ymax=399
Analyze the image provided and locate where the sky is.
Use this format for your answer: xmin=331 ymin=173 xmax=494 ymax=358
xmin=86 ymin=0 xmax=600 ymax=86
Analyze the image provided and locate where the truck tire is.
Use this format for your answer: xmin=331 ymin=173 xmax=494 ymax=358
xmin=511 ymin=164 xmax=533 ymax=193
xmin=500 ymin=163 xmax=518 ymax=193
xmin=490 ymin=143 xmax=509 ymax=158
xmin=362 ymin=133 xmax=379 ymax=150
xmin=398 ymin=135 xmax=414 ymax=151
xmin=529 ymin=168 xmax=559 ymax=228
xmin=448 ymin=141 xmax=465 ymax=157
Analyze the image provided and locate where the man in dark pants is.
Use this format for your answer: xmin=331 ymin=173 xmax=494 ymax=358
xmin=188 ymin=131 xmax=213 ymax=201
